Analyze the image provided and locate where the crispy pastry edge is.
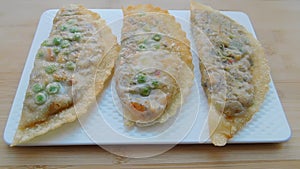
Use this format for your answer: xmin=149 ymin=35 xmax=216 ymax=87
xmin=191 ymin=1 xmax=270 ymax=146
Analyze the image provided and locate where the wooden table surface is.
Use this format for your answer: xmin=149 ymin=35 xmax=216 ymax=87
xmin=1 ymin=0 xmax=299 ymax=168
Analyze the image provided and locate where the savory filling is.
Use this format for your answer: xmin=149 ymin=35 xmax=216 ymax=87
xmin=116 ymin=10 xmax=193 ymax=124
xmin=21 ymin=9 xmax=101 ymax=128
xmin=116 ymin=67 xmax=178 ymax=123
xmin=197 ymin=12 xmax=255 ymax=117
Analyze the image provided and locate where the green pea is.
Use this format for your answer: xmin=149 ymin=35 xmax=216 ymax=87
xmin=138 ymin=44 xmax=146 ymax=50
xmin=32 ymin=83 xmax=44 ymax=93
xmin=53 ymin=48 xmax=60 ymax=55
xmin=137 ymin=74 xmax=146 ymax=83
xmin=45 ymin=65 xmax=57 ymax=74
xmin=41 ymin=40 xmax=51 ymax=47
xmin=69 ymin=27 xmax=79 ymax=33
xmin=53 ymin=37 xmax=62 ymax=46
xmin=65 ymin=61 xmax=76 ymax=70
xmin=46 ymin=82 xmax=61 ymax=94
xmin=61 ymin=40 xmax=70 ymax=48
xmin=37 ymin=50 xmax=44 ymax=58
xmin=151 ymin=80 xmax=159 ymax=88
xmin=60 ymin=25 xmax=67 ymax=31
xmin=153 ymin=44 xmax=160 ymax=50
xmin=152 ymin=34 xmax=161 ymax=41
xmin=34 ymin=92 xmax=48 ymax=105
xmin=73 ymin=33 xmax=81 ymax=41
xmin=140 ymin=86 xmax=151 ymax=97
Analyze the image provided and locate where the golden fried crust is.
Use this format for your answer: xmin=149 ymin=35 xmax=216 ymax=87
xmin=12 ymin=5 xmax=119 ymax=146
xmin=191 ymin=1 xmax=270 ymax=146
xmin=123 ymin=4 xmax=169 ymax=16
xmin=119 ymin=4 xmax=194 ymax=126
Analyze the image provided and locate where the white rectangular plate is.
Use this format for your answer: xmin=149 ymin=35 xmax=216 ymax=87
xmin=4 ymin=9 xmax=291 ymax=146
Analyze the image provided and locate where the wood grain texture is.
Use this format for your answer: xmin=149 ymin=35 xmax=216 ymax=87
xmin=0 ymin=0 xmax=299 ymax=168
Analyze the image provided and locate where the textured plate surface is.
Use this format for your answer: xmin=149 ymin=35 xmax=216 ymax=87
xmin=3 ymin=9 xmax=291 ymax=145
